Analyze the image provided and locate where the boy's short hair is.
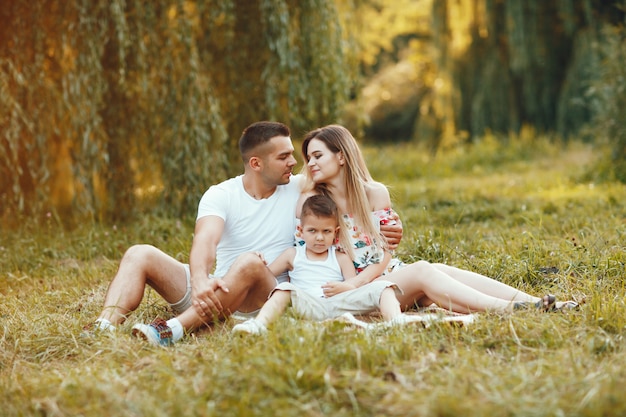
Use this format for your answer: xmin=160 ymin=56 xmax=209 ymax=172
xmin=239 ymin=121 xmax=290 ymax=163
xmin=300 ymin=194 xmax=338 ymax=223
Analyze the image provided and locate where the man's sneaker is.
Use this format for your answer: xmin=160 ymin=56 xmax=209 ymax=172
xmin=132 ymin=318 xmax=174 ymax=346
xmin=232 ymin=318 xmax=267 ymax=335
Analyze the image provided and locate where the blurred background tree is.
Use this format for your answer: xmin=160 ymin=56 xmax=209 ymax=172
xmin=0 ymin=0 xmax=350 ymax=225
xmin=1 ymin=0 xmax=624 ymax=226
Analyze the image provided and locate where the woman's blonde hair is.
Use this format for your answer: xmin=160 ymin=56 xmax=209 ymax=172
xmin=300 ymin=125 xmax=385 ymax=256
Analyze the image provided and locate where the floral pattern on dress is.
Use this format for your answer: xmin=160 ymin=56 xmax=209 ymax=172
xmin=339 ymin=209 xmax=389 ymax=273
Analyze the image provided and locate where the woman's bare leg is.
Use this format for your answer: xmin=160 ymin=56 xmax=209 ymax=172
xmin=381 ymin=261 xmax=516 ymax=314
xmin=432 ymin=263 xmax=539 ymax=303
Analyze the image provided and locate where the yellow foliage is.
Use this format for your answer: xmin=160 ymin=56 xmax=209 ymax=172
xmin=337 ymin=0 xmax=432 ymax=67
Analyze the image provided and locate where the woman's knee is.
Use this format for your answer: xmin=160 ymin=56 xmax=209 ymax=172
xmin=409 ymin=260 xmax=435 ymax=275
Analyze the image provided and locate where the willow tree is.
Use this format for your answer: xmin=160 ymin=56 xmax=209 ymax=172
xmin=0 ymin=0 xmax=351 ymax=225
xmin=429 ymin=0 xmax=625 ymax=141
xmin=588 ymin=23 xmax=626 ymax=183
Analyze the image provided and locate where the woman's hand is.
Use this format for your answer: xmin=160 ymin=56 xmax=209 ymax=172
xmin=322 ymin=281 xmax=357 ymax=297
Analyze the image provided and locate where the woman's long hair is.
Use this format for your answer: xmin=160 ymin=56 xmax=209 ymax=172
xmin=300 ymin=125 xmax=386 ymax=258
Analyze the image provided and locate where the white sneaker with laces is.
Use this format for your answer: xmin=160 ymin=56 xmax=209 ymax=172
xmin=367 ymin=313 xmax=427 ymax=330
xmin=232 ymin=318 xmax=267 ymax=335
xmin=131 ymin=318 xmax=174 ymax=346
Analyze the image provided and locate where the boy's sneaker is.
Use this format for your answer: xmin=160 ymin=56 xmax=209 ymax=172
xmin=389 ymin=313 xmax=423 ymax=326
xmin=132 ymin=318 xmax=174 ymax=346
xmin=368 ymin=313 xmax=426 ymax=330
xmin=232 ymin=318 xmax=267 ymax=335
xmin=335 ymin=312 xmax=372 ymax=329
xmin=80 ymin=322 xmax=115 ymax=339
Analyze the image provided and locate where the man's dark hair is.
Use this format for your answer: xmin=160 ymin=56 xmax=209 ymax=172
xmin=300 ymin=194 xmax=339 ymax=223
xmin=239 ymin=121 xmax=290 ymax=163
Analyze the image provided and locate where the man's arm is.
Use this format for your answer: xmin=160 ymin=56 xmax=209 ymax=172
xmin=366 ymin=182 xmax=403 ymax=251
xmin=189 ymin=215 xmax=229 ymax=317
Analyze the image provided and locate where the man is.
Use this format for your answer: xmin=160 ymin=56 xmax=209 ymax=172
xmin=92 ymin=121 xmax=402 ymax=345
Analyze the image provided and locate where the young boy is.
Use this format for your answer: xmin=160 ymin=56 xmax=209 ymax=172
xmin=232 ymin=194 xmax=415 ymax=334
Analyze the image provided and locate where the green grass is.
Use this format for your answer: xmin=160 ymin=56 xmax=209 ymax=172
xmin=2 ymin=136 xmax=626 ymax=416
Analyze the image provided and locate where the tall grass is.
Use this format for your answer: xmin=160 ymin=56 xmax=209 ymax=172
xmin=2 ymin=136 xmax=625 ymax=416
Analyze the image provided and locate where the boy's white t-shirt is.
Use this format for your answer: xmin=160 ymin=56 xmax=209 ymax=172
xmin=288 ymin=244 xmax=343 ymax=298
xmin=196 ymin=174 xmax=302 ymax=280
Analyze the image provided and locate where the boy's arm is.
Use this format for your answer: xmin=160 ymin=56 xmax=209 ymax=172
xmin=321 ymin=251 xmax=356 ymax=296
xmin=322 ymin=250 xmax=392 ymax=297
xmin=336 ymin=251 xmax=357 ymax=279
xmin=322 ymin=250 xmax=391 ymax=297
xmin=266 ymin=247 xmax=296 ymax=278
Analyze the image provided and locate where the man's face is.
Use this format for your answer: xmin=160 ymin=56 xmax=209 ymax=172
xmin=259 ymin=136 xmax=297 ymax=186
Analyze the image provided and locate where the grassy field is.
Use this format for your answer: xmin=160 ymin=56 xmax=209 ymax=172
xmin=1 ymin=136 xmax=625 ymax=416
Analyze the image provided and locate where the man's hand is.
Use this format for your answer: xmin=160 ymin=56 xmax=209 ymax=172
xmin=322 ymin=281 xmax=357 ymax=297
xmin=380 ymin=210 xmax=403 ymax=250
xmin=191 ymin=277 xmax=230 ymax=318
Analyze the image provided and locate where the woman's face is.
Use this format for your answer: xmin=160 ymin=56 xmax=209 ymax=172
xmin=306 ymin=138 xmax=343 ymax=183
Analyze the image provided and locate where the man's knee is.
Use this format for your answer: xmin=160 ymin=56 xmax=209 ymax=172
xmin=122 ymin=244 xmax=151 ymax=259
xmin=230 ymin=252 xmax=268 ymax=277
xmin=122 ymin=244 xmax=160 ymax=262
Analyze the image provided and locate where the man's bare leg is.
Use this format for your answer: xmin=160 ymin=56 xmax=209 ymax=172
xmin=129 ymin=252 xmax=279 ymax=344
xmin=98 ymin=244 xmax=188 ymax=326
xmin=176 ymin=252 xmax=278 ymax=330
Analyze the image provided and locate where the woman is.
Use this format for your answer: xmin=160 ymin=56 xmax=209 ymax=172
xmin=297 ymin=124 xmax=577 ymax=313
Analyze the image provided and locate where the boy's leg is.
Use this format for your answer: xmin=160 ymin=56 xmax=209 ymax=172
xmin=254 ymin=290 xmax=291 ymax=327
xmin=328 ymin=281 xmax=402 ymax=319
xmin=378 ymin=287 xmax=402 ymax=321
xmin=231 ymin=289 xmax=292 ymax=335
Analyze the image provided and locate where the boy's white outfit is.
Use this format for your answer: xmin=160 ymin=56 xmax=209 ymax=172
xmin=272 ymin=244 xmax=401 ymax=321
xmin=171 ymin=174 xmax=302 ymax=313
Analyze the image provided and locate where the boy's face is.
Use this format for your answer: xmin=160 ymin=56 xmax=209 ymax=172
xmin=298 ymin=215 xmax=339 ymax=255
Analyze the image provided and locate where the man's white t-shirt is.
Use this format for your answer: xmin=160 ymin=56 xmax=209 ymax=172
xmin=196 ymin=174 xmax=302 ymax=281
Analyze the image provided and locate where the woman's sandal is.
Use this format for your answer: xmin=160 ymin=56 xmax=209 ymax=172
xmin=514 ymin=294 xmax=579 ymax=312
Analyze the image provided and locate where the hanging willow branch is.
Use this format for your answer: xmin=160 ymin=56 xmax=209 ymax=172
xmin=0 ymin=0 xmax=353 ymax=224
xmin=430 ymin=0 xmax=624 ymax=141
